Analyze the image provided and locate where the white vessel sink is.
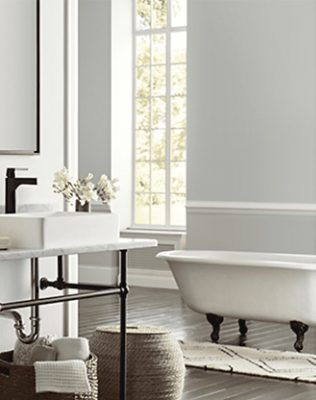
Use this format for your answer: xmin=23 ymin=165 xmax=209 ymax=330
xmin=0 ymin=212 xmax=119 ymax=249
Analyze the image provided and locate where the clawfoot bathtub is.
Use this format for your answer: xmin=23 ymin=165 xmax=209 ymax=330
xmin=157 ymin=250 xmax=316 ymax=352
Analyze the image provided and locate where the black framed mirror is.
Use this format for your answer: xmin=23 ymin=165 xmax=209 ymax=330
xmin=0 ymin=0 xmax=39 ymax=154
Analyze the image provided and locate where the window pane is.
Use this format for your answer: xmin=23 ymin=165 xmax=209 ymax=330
xmin=171 ymin=96 xmax=186 ymax=128
xmin=135 ymin=193 xmax=150 ymax=224
xmin=136 ymin=0 xmax=151 ymax=30
xmin=136 ymin=98 xmax=150 ymax=130
xmin=151 ymin=194 xmax=166 ymax=225
xmin=136 ymin=67 xmax=150 ymax=97
xmin=171 ymin=64 xmax=186 ymax=96
xmin=152 ymin=34 xmax=166 ymax=65
xmin=171 ymin=32 xmax=186 ymax=63
xmin=171 ymin=161 xmax=186 ymax=193
xmin=152 ymin=0 xmax=167 ymax=29
xmin=136 ymin=35 xmax=150 ymax=65
xmin=135 ymin=162 xmax=150 ymax=191
xmin=151 ymin=129 xmax=166 ymax=160
xmin=171 ymin=0 xmax=187 ymax=27
xmin=152 ymin=97 xmax=166 ymax=129
xmin=152 ymin=66 xmax=166 ymax=96
xmin=171 ymin=129 xmax=186 ymax=161
xmin=151 ymin=161 xmax=165 ymax=192
xmin=171 ymin=194 xmax=186 ymax=225
xmin=136 ymin=130 xmax=150 ymax=161
xmin=134 ymin=0 xmax=187 ymax=228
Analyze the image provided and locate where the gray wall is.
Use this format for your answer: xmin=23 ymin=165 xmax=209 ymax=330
xmin=79 ymin=0 xmax=111 ymax=178
xmin=187 ymin=0 xmax=316 ymax=253
xmin=0 ymin=0 xmax=66 ymax=351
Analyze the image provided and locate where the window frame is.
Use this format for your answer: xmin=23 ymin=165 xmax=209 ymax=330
xmin=132 ymin=0 xmax=187 ymax=230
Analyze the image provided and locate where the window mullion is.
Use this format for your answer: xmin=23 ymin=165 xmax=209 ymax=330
xmin=149 ymin=0 xmax=153 ymax=225
xmin=165 ymin=0 xmax=172 ymax=228
xmin=131 ymin=0 xmax=137 ymax=228
xmin=135 ymin=26 xmax=186 ymax=35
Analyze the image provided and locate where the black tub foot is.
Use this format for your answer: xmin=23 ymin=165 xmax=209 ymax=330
xmin=238 ymin=319 xmax=248 ymax=336
xmin=290 ymin=320 xmax=309 ymax=352
xmin=206 ymin=313 xmax=224 ymax=343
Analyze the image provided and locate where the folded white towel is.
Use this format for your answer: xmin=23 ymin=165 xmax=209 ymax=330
xmin=34 ymin=360 xmax=91 ymax=394
xmin=52 ymin=337 xmax=90 ymax=361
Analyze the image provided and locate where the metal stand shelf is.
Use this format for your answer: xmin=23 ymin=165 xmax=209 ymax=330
xmin=0 ymin=239 xmax=157 ymax=400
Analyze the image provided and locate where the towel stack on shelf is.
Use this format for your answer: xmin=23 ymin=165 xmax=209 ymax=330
xmin=13 ymin=336 xmax=92 ymax=394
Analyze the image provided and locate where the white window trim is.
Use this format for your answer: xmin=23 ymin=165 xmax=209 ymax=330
xmin=132 ymin=0 xmax=187 ymax=230
xmin=121 ymin=228 xmax=186 ymax=249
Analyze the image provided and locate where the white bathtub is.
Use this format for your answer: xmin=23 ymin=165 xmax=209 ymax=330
xmin=157 ymin=250 xmax=316 ymax=326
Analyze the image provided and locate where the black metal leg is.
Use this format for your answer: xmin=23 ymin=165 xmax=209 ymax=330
xmin=119 ymin=250 xmax=128 ymax=400
xmin=290 ymin=320 xmax=309 ymax=352
xmin=238 ymin=319 xmax=248 ymax=336
xmin=57 ymin=255 xmax=63 ymax=279
xmin=206 ymin=313 xmax=224 ymax=342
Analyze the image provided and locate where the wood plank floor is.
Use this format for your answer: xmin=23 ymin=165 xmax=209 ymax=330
xmin=79 ymin=287 xmax=316 ymax=400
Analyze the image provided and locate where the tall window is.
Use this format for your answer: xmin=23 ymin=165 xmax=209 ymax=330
xmin=133 ymin=0 xmax=187 ymax=228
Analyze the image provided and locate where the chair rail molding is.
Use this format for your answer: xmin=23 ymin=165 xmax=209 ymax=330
xmin=186 ymin=201 xmax=316 ymax=216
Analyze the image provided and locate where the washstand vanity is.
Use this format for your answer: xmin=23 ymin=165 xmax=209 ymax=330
xmin=0 ymin=214 xmax=157 ymax=400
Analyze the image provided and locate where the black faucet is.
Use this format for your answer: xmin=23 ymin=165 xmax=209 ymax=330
xmin=5 ymin=168 xmax=37 ymax=214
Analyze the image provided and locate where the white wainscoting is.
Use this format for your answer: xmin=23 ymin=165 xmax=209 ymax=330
xmin=79 ymin=231 xmax=185 ymax=289
xmin=121 ymin=230 xmax=185 ymax=289
xmin=79 ymin=260 xmax=178 ymax=289
xmin=128 ymin=267 xmax=177 ymax=290
xmin=79 ymin=264 xmax=119 ymax=286
xmin=187 ymin=201 xmax=316 ymax=254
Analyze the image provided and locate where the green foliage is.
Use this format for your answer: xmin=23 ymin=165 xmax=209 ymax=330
xmin=136 ymin=36 xmax=150 ymax=65
xmin=152 ymin=0 xmax=167 ymax=28
xmin=136 ymin=0 xmax=151 ymax=29
xmin=171 ymin=96 xmax=186 ymax=128
xmin=136 ymin=67 xmax=150 ymax=97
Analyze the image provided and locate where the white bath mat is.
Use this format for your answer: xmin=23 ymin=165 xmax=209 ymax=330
xmin=180 ymin=341 xmax=316 ymax=383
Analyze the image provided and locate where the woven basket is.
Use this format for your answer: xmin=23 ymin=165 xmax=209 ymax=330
xmin=90 ymin=325 xmax=185 ymax=400
xmin=0 ymin=351 xmax=98 ymax=400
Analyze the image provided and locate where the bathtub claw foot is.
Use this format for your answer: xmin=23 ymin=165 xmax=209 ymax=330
xmin=206 ymin=313 xmax=224 ymax=343
xmin=238 ymin=319 xmax=248 ymax=336
xmin=290 ymin=321 xmax=309 ymax=352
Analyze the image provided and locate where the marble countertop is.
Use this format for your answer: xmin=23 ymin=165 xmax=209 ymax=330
xmin=0 ymin=238 xmax=158 ymax=261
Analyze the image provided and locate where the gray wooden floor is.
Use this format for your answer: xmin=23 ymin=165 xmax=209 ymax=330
xmin=79 ymin=287 xmax=316 ymax=400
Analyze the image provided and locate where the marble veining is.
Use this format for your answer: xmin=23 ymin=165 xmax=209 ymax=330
xmin=0 ymin=238 xmax=157 ymax=261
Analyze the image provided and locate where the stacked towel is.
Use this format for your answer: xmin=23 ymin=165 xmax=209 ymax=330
xmin=34 ymin=337 xmax=91 ymax=394
xmin=52 ymin=337 xmax=90 ymax=361
xmin=30 ymin=345 xmax=57 ymax=364
xmin=13 ymin=336 xmax=55 ymax=366
xmin=34 ymin=360 xmax=91 ymax=394
xmin=14 ymin=336 xmax=92 ymax=394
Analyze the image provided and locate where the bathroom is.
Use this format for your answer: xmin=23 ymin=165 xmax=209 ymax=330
xmin=1 ymin=0 xmax=316 ymax=399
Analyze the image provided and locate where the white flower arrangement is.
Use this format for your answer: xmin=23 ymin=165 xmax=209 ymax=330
xmin=53 ymin=168 xmax=119 ymax=206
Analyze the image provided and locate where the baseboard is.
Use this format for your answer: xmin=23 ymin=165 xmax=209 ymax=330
xmin=128 ymin=268 xmax=178 ymax=290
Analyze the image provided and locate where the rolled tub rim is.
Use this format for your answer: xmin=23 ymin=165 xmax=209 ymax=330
xmin=156 ymin=250 xmax=316 ymax=271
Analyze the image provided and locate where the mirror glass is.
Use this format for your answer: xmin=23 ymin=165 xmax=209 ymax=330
xmin=0 ymin=0 xmax=39 ymax=154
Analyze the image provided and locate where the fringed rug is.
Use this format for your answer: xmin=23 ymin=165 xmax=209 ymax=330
xmin=180 ymin=341 xmax=316 ymax=383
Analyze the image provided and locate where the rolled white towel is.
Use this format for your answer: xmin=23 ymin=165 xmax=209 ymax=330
xmin=34 ymin=359 xmax=91 ymax=394
xmin=52 ymin=337 xmax=90 ymax=361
